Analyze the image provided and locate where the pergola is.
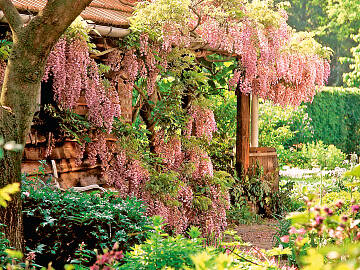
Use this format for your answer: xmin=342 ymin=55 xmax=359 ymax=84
xmin=7 ymin=0 xmax=321 ymax=185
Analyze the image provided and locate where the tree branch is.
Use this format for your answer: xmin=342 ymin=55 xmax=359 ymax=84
xmin=23 ymin=0 xmax=93 ymax=52
xmin=0 ymin=0 xmax=23 ymax=35
xmin=205 ymin=56 xmax=234 ymax=62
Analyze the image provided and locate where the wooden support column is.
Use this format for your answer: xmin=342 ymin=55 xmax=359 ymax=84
xmin=251 ymin=94 xmax=259 ymax=147
xmin=236 ymin=90 xmax=251 ymax=177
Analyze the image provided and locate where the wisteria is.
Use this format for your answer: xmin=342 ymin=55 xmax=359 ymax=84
xmin=154 ymin=132 xmax=183 ymax=170
xmin=132 ymin=0 xmax=331 ymax=107
xmin=34 ymin=0 xmax=332 ymax=239
xmin=43 ymin=37 xmax=120 ymax=131
xmin=185 ymin=105 xmax=217 ymax=142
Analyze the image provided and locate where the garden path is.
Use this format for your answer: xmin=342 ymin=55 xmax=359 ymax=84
xmin=234 ymin=220 xmax=278 ymax=250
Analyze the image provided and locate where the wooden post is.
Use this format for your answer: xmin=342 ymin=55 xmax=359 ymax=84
xmin=251 ymin=94 xmax=259 ymax=147
xmin=236 ymin=90 xmax=251 ymax=176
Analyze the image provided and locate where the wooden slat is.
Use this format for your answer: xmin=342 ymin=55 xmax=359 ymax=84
xmin=59 ymin=168 xmax=101 ymax=189
xmin=22 ymin=159 xmax=101 ymax=176
xmin=25 ymin=129 xmax=47 ymax=145
xmin=249 ymin=146 xmax=279 ymax=191
xmin=250 ymin=147 xmax=276 ymax=153
xmin=23 ymin=141 xmax=82 ymax=160
xmin=249 ymin=152 xmax=277 ymax=157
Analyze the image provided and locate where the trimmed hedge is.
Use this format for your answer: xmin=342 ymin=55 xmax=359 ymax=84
xmin=305 ymin=87 xmax=360 ymax=154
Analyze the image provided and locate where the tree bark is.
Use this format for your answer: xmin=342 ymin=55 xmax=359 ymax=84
xmin=235 ymin=90 xmax=250 ymax=177
xmin=0 ymin=0 xmax=92 ymax=251
xmin=139 ymin=89 xmax=158 ymax=154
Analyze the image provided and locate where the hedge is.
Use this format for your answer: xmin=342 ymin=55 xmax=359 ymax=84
xmin=305 ymin=87 xmax=360 ymax=154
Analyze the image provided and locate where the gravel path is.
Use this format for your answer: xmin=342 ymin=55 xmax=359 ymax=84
xmin=232 ymin=220 xmax=279 ymax=250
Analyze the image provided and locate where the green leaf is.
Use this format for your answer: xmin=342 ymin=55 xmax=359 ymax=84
xmin=286 ymin=211 xmax=310 ymax=225
xmin=5 ymin=249 xmax=23 ymax=259
xmin=344 ymin=164 xmax=360 ymax=178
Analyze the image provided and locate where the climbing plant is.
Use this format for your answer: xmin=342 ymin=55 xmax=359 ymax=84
xmin=0 ymin=1 xmax=332 ymax=238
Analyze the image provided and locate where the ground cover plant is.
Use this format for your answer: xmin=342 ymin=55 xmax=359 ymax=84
xmin=22 ymin=176 xmax=151 ymax=268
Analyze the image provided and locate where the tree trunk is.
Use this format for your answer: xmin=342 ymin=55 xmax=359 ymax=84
xmin=0 ymin=0 xmax=93 ymax=251
xmin=0 ymin=108 xmax=24 ymax=251
xmin=235 ymin=90 xmax=250 ymax=177
xmin=139 ymin=90 xmax=158 ymax=154
xmin=0 ymin=41 xmax=46 ymax=250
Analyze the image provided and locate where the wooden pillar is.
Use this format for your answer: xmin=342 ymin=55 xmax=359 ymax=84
xmin=251 ymin=94 xmax=259 ymax=147
xmin=236 ymin=90 xmax=251 ymax=176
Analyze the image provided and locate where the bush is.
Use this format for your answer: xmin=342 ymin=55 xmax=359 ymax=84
xmin=295 ymin=141 xmax=346 ymax=169
xmin=22 ymin=178 xmax=151 ymax=268
xmin=306 ymin=87 xmax=360 ymax=154
xmin=116 ymin=217 xmax=204 ymax=270
xmin=259 ymin=102 xmax=313 ymax=150
xmin=320 ymin=190 xmax=360 ymax=215
xmin=228 ymin=165 xmax=295 ymax=220
xmin=209 ymin=136 xmax=235 ymax=175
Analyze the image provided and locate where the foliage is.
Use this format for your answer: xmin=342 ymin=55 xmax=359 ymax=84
xmin=211 ymin=92 xmax=237 ymax=139
xmin=277 ymin=0 xmax=360 ymax=86
xmin=115 ymin=217 xmax=205 ymax=270
xmin=0 ymin=40 xmax=12 ymax=61
xmin=0 ymin=183 xmax=19 ymax=208
xmin=228 ymin=165 xmax=293 ymax=220
xmin=306 ymin=87 xmax=360 ymax=154
xmin=292 ymin=141 xmax=346 ymax=170
xmin=227 ymin=204 xmax=263 ymax=225
xmin=131 ymin=0 xmax=330 ymax=108
xmin=341 ymin=30 xmax=360 ymax=87
xmin=278 ymin=196 xmax=360 ymax=267
xmin=146 ymin=171 xmax=182 ymax=202
xmin=22 ymin=177 xmax=151 ymax=268
xmin=208 ymin=136 xmax=235 ymax=175
xmin=92 ymin=216 xmax=293 ymax=270
xmin=259 ymin=101 xmax=313 ymax=150
xmin=320 ymin=191 xmax=360 ymax=215
xmin=300 ymin=243 xmax=360 ymax=270
xmin=0 ymin=225 xmax=12 ymax=269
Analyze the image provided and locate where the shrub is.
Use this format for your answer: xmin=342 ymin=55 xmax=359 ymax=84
xmin=306 ymin=87 xmax=360 ymax=154
xmin=228 ymin=165 xmax=294 ymax=220
xmin=296 ymin=141 xmax=346 ymax=169
xmin=259 ymin=102 xmax=313 ymax=150
xmin=320 ymin=190 xmax=360 ymax=215
xmin=22 ymin=178 xmax=151 ymax=268
xmin=209 ymin=136 xmax=235 ymax=175
xmin=116 ymin=217 xmax=205 ymax=270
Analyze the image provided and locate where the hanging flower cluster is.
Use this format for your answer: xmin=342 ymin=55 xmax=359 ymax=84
xmin=185 ymin=105 xmax=217 ymax=141
xmin=132 ymin=0 xmax=332 ymax=107
xmin=43 ymin=37 xmax=120 ymax=132
xmin=106 ymin=34 xmax=168 ymax=97
xmin=154 ymin=132 xmax=184 ymax=170
xmin=104 ymin=142 xmax=228 ymax=237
